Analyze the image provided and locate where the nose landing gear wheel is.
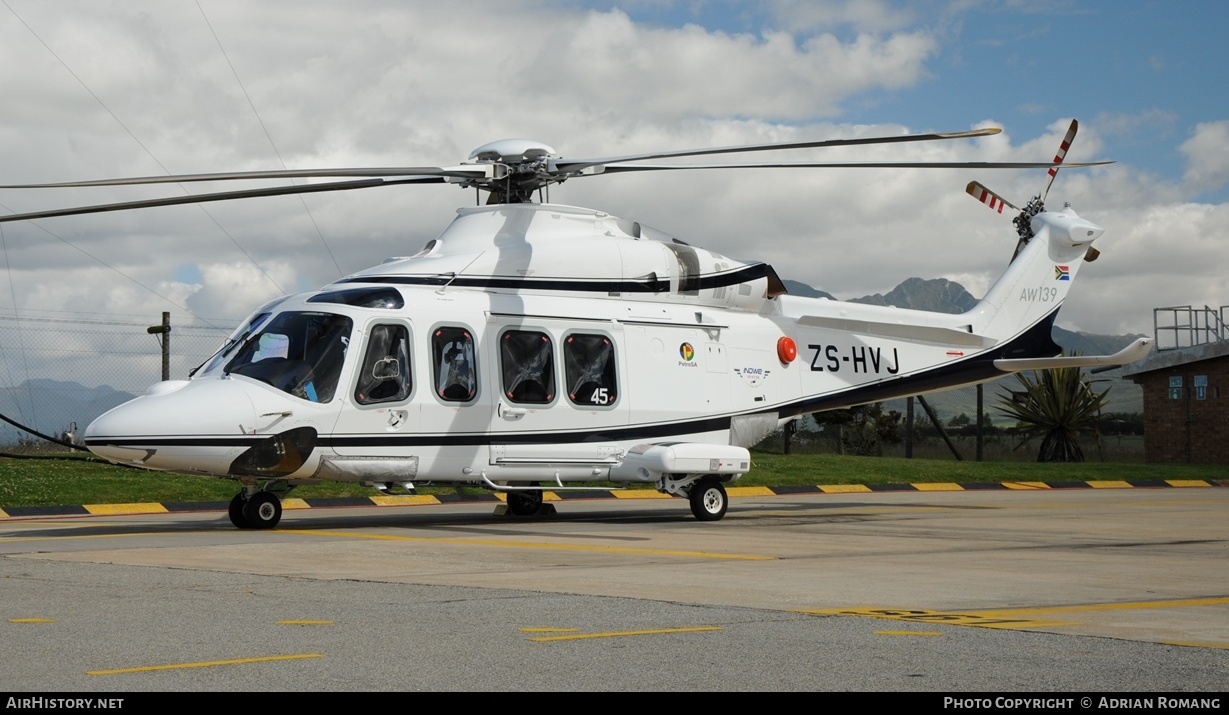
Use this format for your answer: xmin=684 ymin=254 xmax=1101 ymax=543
xmin=689 ymin=480 xmax=728 ymax=522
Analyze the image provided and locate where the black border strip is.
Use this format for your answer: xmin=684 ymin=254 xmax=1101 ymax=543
xmin=336 ymin=263 xmax=771 ymax=294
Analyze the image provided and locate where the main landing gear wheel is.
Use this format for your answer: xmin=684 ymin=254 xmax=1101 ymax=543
xmin=234 ymin=491 xmax=282 ymax=529
xmin=228 ymin=493 xmax=250 ymax=529
xmin=506 ymin=489 xmax=544 ymax=517
xmin=689 ymin=480 xmax=728 ymax=522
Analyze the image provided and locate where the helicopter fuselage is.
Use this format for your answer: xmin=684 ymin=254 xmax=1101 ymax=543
xmin=83 ymin=199 xmax=1128 ymax=526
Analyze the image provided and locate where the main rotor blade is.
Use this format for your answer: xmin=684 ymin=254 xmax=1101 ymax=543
xmin=553 ymin=127 xmax=1003 ymax=174
xmin=0 ymin=177 xmax=442 ymax=224
xmin=0 ymin=165 xmax=492 ymax=189
xmin=592 ymin=160 xmax=1113 ymax=174
xmin=1042 ymin=119 xmax=1078 ymax=201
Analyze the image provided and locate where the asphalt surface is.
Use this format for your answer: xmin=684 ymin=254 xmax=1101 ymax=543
xmin=1 ymin=481 xmax=1227 ymax=694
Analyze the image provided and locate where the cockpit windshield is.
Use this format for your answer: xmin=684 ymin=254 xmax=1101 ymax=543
xmin=223 ymin=311 xmax=353 ymax=403
xmin=196 ymin=297 xmax=290 ymax=377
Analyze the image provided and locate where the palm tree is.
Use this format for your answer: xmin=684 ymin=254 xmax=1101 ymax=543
xmin=996 ymin=361 xmax=1109 ymax=462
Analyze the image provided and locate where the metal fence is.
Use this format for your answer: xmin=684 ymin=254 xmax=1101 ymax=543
xmin=0 ymin=311 xmax=234 ymax=449
xmin=1153 ymin=305 xmax=1229 ymax=351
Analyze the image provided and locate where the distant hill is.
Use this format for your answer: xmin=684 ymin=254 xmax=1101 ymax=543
xmin=850 ymin=277 xmax=978 ymax=313
xmin=785 ymin=276 xmax=1146 ymax=420
xmin=781 ymin=279 xmax=836 ymax=301
xmin=0 ymin=379 xmax=135 ymax=446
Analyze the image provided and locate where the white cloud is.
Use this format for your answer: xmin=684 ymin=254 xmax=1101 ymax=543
xmin=1180 ymin=121 xmax=1229 ymax=193
xmin=0 ymin=0 xmax=1223 ymax=374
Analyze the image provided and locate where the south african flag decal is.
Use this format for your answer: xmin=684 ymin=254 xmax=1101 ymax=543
xmin=1054 ymin=265 xmax=1070 ymax=281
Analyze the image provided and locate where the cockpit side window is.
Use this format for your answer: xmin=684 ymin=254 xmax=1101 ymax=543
xmin=432 ymin=326 xmax=477 ymax=402
xmin=564 ymin=333 xmax=617 ymax=407
xmin=355 ymin=324 xmax=412 ymax=405
xmin=226 ymin=311 xmax=353 ymax=403
xmin=500 ymin=330 xmax=555 ymax=404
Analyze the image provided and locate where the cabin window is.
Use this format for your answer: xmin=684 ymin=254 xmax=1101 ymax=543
xmin=355 ymin=324 xmax=412 ymax=405
xmin=564 ymin=333 xmax=617 ymax=407
xmin=432 ymin=326 xmax=477 ymax=402
xmin=500 ymin=330 xmax=555 ymax=404
xmin=226 ymin=311 xmax=353 ymax=403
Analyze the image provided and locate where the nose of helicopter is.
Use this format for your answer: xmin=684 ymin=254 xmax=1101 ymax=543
xmin=85 ymin=378 xmax=259 ymax=473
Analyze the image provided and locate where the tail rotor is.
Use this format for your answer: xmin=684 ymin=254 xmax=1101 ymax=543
xmin=965 ymin=120 xmax=1096 ymax=263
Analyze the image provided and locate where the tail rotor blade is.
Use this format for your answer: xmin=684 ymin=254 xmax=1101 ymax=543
xmin=1042 ymin=119 xmax=1078 ymax=201
xmin=965 ymin=181 xmax=1019 ymax=214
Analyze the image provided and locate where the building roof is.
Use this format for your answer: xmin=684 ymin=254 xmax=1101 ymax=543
xmin=1122 ymin=340 xmax=1229 ymax=379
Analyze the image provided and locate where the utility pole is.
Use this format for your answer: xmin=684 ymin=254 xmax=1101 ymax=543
xmin=147 ymin=311 xmax=170 ymax=381
xmin=976 ymin=383 xmax=984 ymax=462
xmin=905 ymin=396 xmax=914 ymax=458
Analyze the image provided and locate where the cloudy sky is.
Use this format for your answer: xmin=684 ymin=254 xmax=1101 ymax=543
xmin=0 ymin=0 xmax=1226 ymax=350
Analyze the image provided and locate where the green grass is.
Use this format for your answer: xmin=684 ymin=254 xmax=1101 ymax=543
xmin=0 ymin=449 xmax=1223 ymax=508
xmin=745 ymin=452 xmax=1225 ymax=486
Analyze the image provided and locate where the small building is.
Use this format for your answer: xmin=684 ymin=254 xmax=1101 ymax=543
xmin=1122 ymin=305 xmax=1229 ymax=464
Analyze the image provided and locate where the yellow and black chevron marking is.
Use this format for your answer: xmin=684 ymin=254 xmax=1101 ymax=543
xmin=0 ymin=478 xmax=1221 ymax=520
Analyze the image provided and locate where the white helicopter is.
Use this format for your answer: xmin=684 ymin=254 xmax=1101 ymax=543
xmin=0 ymin=121 xmax=1150 ymax=528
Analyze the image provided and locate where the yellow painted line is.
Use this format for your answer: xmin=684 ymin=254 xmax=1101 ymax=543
xmin=911 ymin=482 xmax=963 ymax=491
xmin=519 ymin=627 xmax=580 ymax=633
xmin=277 ymin=620 xmax=333 ymax=626
xmin=88 ymin=653 xmax=322 ymax=676
xmin=528 ymin=626 xmax=722 ymax=642
xmin=1087 ymin=480 xmax=1132 ymax=489
xmin=493 ymin=492 xmax=562 ymax=503
xmin=1002 ymin=481 xmax=1051 ymax=490
xmin=281 ymin=498 xmax=311 ymax=510
xmin=0 ymin=507 xmax=7 ymax=518
xmin=612 ymin=490 xmax=671 ymax=499
xmin=84 ymin=503 xmax=168 ymax=516
xmin=370 ymin=495 xmax=441 ymax=507
xmin=875 ymin=630 xmax=943 ymax=637
xmin=728 ymin=486 xmax=774 ymax=497
xmin=1166 ymin=479 xmax=1211 ymax=488
xmin=1161 ymin=640 xmax=1229 ymax=650
xmin=798 ymin=597 xmax=1229 ymax=632
xmin=818 ymin=484 xmax=872 ymax=493
xmin=795 ymin=607 xmax=1077 ymax=630
xmin=295 ymin=529 xmax=776 ymax=560
xmin=970 ymin=596 xmax=1229 ymax=617
xmin=9 ymin=618 xmax=57 ymax=624
xmin=0 ymin=531 xmax=183 ymax=544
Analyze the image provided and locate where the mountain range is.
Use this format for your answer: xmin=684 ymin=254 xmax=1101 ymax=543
xmin=0 ymin=378 xmax=135 ymax=448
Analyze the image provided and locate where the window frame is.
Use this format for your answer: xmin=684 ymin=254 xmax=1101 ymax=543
xmin=430 ymin=324 xmax=480 ymax=404
xmin=352 ymin=320 xmax=414 ymax=407
xmin=562 ymin=330 xmax=619 ymax=410
xmin=498 ymin=327 xmax=558 ymax=406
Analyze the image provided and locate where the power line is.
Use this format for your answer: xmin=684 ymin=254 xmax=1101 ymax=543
xmin=195 ymin=0 xmax=345 ymax=279
xmin=1 ymin=0 xmax=287 ymax=298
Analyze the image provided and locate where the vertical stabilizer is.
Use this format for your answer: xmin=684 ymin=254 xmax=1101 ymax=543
xmin=964 ymin=205 xmax=1103 ymax=350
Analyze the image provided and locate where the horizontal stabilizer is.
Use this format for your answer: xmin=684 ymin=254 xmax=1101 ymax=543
xmin=797 ymin=314 xmax=996 ymax=348
xmin=993 ymin=338 xmax=1152 ymax=372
